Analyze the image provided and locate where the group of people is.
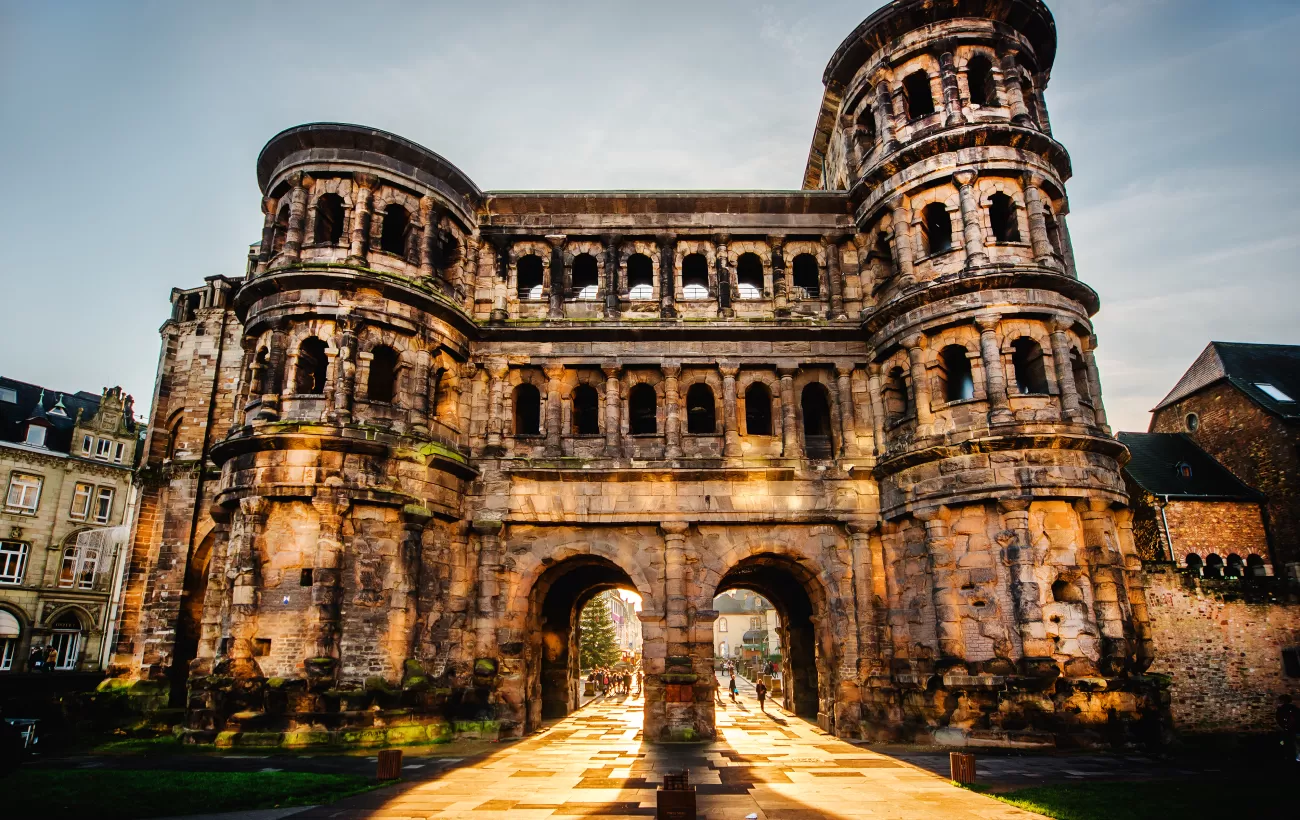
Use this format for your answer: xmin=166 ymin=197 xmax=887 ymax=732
xmin=722 ymin=670 xmax=768 ymax=711
xmin=25 ymin=644 xmax=59 ymax=673
xmin=587 ymin=666 xmax=639 ymax=697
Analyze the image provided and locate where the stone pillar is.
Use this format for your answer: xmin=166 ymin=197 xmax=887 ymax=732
xmin=604 ymin=234 xmax=620 ymax=317
xmin=997 ymin=499 xmax=1043 ymax=661
xmin=256 ymin=197 xmax=277 ymax=274
xmin=778 ymin=366 xmax=802 ymax=459
xmin=715 ymin=234 xmax=732 ymax=314
xmin=473 ymin=519 xmax=504 ymax=661
xmin=662 ymin=522 xmax=689 ymax=657
xmin=1032 ymin=72 xmax=1054 ymax=135
xmin=308 ymin=493 xmax=349 ymax=672
xmin=976 ymin=314 xmax=1013 ymax=424
xmin=847 ymin=519 xmax=878 ymax=676
xmin=954 ymin=169 xmax=989 ymax=268
xmin=658 ymin=521 xmax=701 ymax=740
xmin=330 ymin=319 xmax=357 ymax=425
xmin=228 ymin=496 xmax=268 ymax=677
xmin=544 ymin=364 xmax=564 ymax=456
xmin=917 ymin=507 xmax=962 ymax=663
xmin=835 ymin=363 xmax=860 ymax=456
xmin=410 ymin=349 xmax=431 ymax=435
xmin=938 ymin=47 xmax=966 ymax=127
xmin=826 ymin=237 xmax=846 ymax=318
xmin=282 ymin=173 xmax=309 ymax=264
xmin=1001 ymin=53 xmax=1032 ymax=125
xmin=1058 ymin=213 xmax=1079 ymax=278
xmin=658 ymin=234 xmax=677 ymax=318
xmin=485 ymin=359 xmax=508 ymax=454
xmin=1048 ymin=319 xmax=1082 ymax=421
xmin=1082 ymin=335 xmax=1109 ymax=432
xmin=602 ymin=363 xmax=622 ymax=457
xmin=720 ymin=364 xmax=741 ymax=458
xmin=1022 ymin=179 xmax=1060 ymax=269
xmin=866 ymin=364 xmax=887 ymax=457
xmin=875 ymin=80 xmax=900 ymax=152
xmin=662 ymin=363 xmax=682 ymax=459
xmin=347 ymin=174 xmax=375 ymax=266
xmin=905 ymin=335 xmax=933 ymax=433
xmin=771 ymin=235 xmax=789 ymax=316
xmin=419 ymin=196 xmax=437 ymax=279
xmin=257 ymin=324 xmax=289 ymax=421
xmin=888 ymin=198 xmax=916 ymax=285
xmin=546 ymin=234 xmax=566 ymax=319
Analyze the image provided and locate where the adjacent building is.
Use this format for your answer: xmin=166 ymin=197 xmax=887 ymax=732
xmin=712 ymin=591 xmax=778 ymax=662
xmin=0 ymin=379 xmax=139 ymax=675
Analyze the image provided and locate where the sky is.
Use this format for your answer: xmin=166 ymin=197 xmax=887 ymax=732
xmin=1 ymin=0 xmax=1297 ymax=433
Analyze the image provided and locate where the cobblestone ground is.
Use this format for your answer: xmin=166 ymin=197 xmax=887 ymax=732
xmin=295 ymin=674 xmax=1043 ymax=820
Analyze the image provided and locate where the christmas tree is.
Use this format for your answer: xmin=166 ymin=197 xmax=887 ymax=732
xmin=579 ymin=592 xmax=621 ymax=670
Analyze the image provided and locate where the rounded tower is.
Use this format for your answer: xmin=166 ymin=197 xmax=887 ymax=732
xmin=806 ymin=0 xmax=1159 ymax=741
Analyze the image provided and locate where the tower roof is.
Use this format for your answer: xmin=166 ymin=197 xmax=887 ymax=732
xmin=1152 ymin=342 xmax=1300 ymax=421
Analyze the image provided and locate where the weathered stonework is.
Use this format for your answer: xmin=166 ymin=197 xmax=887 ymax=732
xmin=114 ymin=0 xmax=1163 ymax=747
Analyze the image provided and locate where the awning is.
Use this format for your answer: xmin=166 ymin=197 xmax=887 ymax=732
xmin=0 ymin=610 xmax=20 ymax=638
xmin=742 ymin=629 xmax=767 ymax=644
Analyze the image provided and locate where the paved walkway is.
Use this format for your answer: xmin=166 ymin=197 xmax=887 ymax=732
xmin=294 ymin=674 xmax=1042 ymax=820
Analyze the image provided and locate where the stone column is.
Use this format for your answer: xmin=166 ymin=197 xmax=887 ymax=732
xmin=329 ymin=319 xmax=357 ymax=424
xmin=228 ymin=496 xmax=268 ymax=677
xmin=905 ymin=335 xmax=933 ymax=433
xmin=257 ymin=324 xmax=289 ymax=421
xmin=473 ymin=519 xmax=504 ymax=661
xmin=410 ymin=348 xmax=431 ymax=435
xmin=714 ymin=234 xmax=732 ymax=314
xmin=976 ymin=314 xmax=1013 ymax=424
xmin=308 ymin=492 xmax=349 ymax=673
xmin=281 ymin=173 xmax=309 ymax=264
xmin=658 ymin=234 xmax=677 ymax=318
xmin=778 ymin=366 xmax=803 ymax=459
xmin=888 ymin=198 xmax=916 ymax=285
xmin=1000 ymin=53 xmax=1032 ymax=125
xmin=419 ymin=196 xmax=437 ymax=279
xmin=835 ymin=363 xmax=860 ymax=456
xmin=720 ymin=364 xmax=741 ymax=458
xmin=661 ymin=522 xmax=689 ymax=658
xmin=917 ymin=507 xmax=962 ymax=663
xmin=485 ymin=359 xmax=508 ymax=454
xmin=544 ymin=363 xmax=564 ymax=456
xmin=866 ymin=364 xmax=887 ymax=457
xmin=662 ymin=363 xmax=682 ymax=459
xmin=847 ymin=519 xmax=878 ymax=676
xmin=875 ymin=80 xmax=900 ymax=152
xmin=1058 ymin=213 xmax=1079 ymax=278
xmin=602 ymin=363 xmax=622 ymax=457
xmin=954 ymin=169 xmax=989 ymax=268
xmin=1048 ymin=319 xmax=1081 ymax=421
xmin=346 ymin=174 xmax=375 ymax=266
xmin=604 ymin=234 xmax=620 ymax=317
xmin=1082 ymin=335 xmax=1109 ymax=431
xmin=770 ymin=235 xmax=789 ymax=315
xmin=939 ymin=47 xmax=966 ymax=127
xmin=826 ymin=237 xmax=846 ymax=318
xmin=1022 ymin=179 xmax=1060 ymax=269
xmin=997 ymin=499 xmax=1043 ymax=661
xmin=546 ymin=234 xmax=566 ymax=319
xmin=256 ymin=197 xmax=277 ymax=274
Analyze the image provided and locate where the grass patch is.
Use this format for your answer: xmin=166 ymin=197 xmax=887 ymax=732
xmin=6 ymin=769 xmax=380 ymax=819
xmin=979 ymin=780 xmax=1292 ymax=820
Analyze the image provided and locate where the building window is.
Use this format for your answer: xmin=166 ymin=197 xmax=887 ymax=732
xmin=801 ymin=384 xmax=834 ymax=459
xmin=903 ymin=71 xmax=936 ymax=119
xmin=5 ymin=474 xmax=42 ymax=515
xmin=686 ymin=384 xmax=717 ymax=434
xmin=682 ymin=254 xmax=709 ymax=299
xmin=572 ymin=253 xmax=599 ymax=300
xmin=1011 ymin=338 xmax=1049 ymax=395
xmin=736 ymin=253 xmax=763 ymax=300
xmin=93 ymin=487 xmax=114 ymax=525
xmin=0 ymin=542 xmax=29 ymax=586
xmin=0 ymin=387 xmax=16 ymax=404
xmin=921 ymin=203 xmax=953 ymax=256
xmin=744 ymin=383 xmax=773 ymax=436
xmin=113 ymin=442 xmax=125 ymax=463
xmin=940 ymin=345 xmax=975 ymax=402
xmin=967 ymin=54 xmax=997 ymax=107
xmin=24 ymin=425 xmax=46 ymax=447
xmin=750 ymin=617 xmax=761 ymax=630
xmin=59 ymin=540 xmax=101 ymax=590
xmin=571 ymin=385 xmax=600 ymax=435
xmin=626 ymin=254 xmax=653 ymax=299
xmin=70 ymin=483 xmax=93 ymax=521
xmin=884 ymin=366 xmax=911 ymax=426
xmin=1175 ymin=462 xmax=1193 ymax=479
xmin=1247 ymin=554 xmax=1267 ymax=577
xmin=792 ymin=254 xmax=820 ymax=298
xmin=379 ymin=204 xmax=412 ymax=259
xmin=313 ymin=193 xmax=345 ymax=245
xmin=1254 ymin=383 xmax=1294 ymax=402
xmin=0 ymin=610 xmax=18 ymax=671
xmin=989 ymin=193 xmax=1021 ymax=243
xmin=51 ymin=614 xmax=82 ymax=671
xmin=513 ymin=383 xmax=542 ymax=436
xmin=1185 ymin=412 xmax=1199 ymax=432
xmin=1283 ymin=648 xmax=1300 ymax=678
xmin=718 ymin=619 xmax=728 ymax=633
xmin=271 ymin=204 xmax=290 ymax=254
xmin=367 ymin=345 xmax=399 ymax=404
xmin=294 ymin=337 xmax=329 ymax=394
xmin=1185 ymin=553 xmax=1203 ymax=576
xmin=1204 ymin=553 xmax=1224 ymax=579
xmin=95 ymin=438 xmax=112 ymax=460
xmin=82 ymin=435 xmax=93 ymax=454
xmin=628 ymin=384 xmax=658 ymax=435
xmin=517 ymin=254 xmax=544 ymax=300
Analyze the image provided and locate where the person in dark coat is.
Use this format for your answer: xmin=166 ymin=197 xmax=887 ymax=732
xmin=755 ymin=680 xmax=768 ymax=712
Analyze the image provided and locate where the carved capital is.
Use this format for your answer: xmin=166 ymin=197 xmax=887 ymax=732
xmin=660 ymin=521 xmax=689 ymax=538
xmin=846 ymin=517 xmax=879 ymax=536
xmin=997 ymin=498 xmax=1032 ymax=514
xmin=975 ymin=314 xmax=1002 ymax=333
xmin=544 ymin=363 xmax=565 ymax=381
xmin=718 ymin=364 xmax=739 ymax=379
xmin=661 ymin=363 xmax=681 ymax=380
xmin=472 ymin=517 xmax=504 ymax=536
xmin=352 ymin=172 xmax=377 ymax=191
xmin=953 ymin=169 xmax=978 ymax=187
xmin=601 ymin=362 xmax=620 ymax=380
xmin=487 ymin=358 xmax=509 ymax=380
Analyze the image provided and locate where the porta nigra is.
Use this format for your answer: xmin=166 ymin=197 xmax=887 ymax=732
xmin=111 ymin=0 xmax=1163 ymax=747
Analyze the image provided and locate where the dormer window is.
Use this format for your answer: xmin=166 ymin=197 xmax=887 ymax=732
xmin=0 ymin=387 xmax=16 ymax=404
xmin=49 ymin=395 xmax=68 ymax=417
xmin=24 ymin=425 xmax=46 ymax=447
xmin=1175 ymin=462 xmax=1193 ymax=479
xmin=1255 ymin=383 xmax=1294 ymax=402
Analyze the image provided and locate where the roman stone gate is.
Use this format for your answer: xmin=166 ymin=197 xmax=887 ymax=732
xmin=113 ymin=0 xmax=1164 ymax=748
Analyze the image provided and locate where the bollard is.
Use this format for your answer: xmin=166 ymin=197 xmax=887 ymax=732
xmin=377 ymin=748 xmax=403 ymax=781
xmin=657 ymin=769 xmax=696 ymax=820
xmin=949 ymin=751 xmax=976 ymax=784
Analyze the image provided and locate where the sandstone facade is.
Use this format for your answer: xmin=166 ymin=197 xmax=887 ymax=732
xmin=113 ymin=0 xmax=1163 ymax=747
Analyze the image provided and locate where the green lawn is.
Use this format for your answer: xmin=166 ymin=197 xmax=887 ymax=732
xmin=982 ymin=780 xmax=1293 ymax=820
xmin=4 ymin=769 xmax=381 ymax=819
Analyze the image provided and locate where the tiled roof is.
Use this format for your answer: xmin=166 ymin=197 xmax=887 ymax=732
xmin=0 ymin=376 xmax=103 ymax=455
xmin=1153 ymin=342 xmax=1300 ymax=420
xmin=1118 ymin=432 xmax=1261 ymax=500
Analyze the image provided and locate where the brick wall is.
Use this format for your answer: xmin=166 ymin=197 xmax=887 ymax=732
xmin=1144 ymin=566 xmax=1300 ymax=732
xmin=1161 ymin=500 xmax=1270 ymax=567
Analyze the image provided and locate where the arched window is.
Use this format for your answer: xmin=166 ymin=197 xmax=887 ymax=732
xmin=686 ymin=383 xmax=716 ymax=434
xmin=884 ymin=366 xmax=911 ymax=426
xmin=1225 ymin=554 xmax=1244 ymax=579
xmin=379 ymin=204 xmax=411 ymax=259
xmin=1204 ymin=553 xmax=1224 ymax=579
xmin=628 ymin=383 xmax=657 ymax=435
xmin=294 ymin=337 xmax=328 ymax=394
xmin=513 ymin=383 xmax=541 ymax=436
xmin=1070 ymin=349 xmax=1091 ymax=403
xmin=572 ymin=253 xmax=598 ymax=300
xmin=922 ymin=203 xmax=952 ymax=255
xmin=989 ymin=193 xmax=1021 ymax=243
xmin=367 ymin=345 xmax=399 ymax=404
xmin=51 ymin=613 xmax=83 ymax=671
xmin=903 ymin=71 xmax=936 ymax=120
xmin=626 ymin=254 xmax=653 ymax=299
xmin=571 ymin=384 xmax=600 ymax=435
xmin=0 ymin=609 xmax=19 ymax=671
xmin=737 ymin=253 xmax=763 ymax=300
xmin=940 ymin=345 xmax=975 ymax=402
xmin=1043 ymin=208 xmax=1063 ymax=256
xmin=1020 ymin=78 xmax=1040 ymax=125
xmin=1246 ymin=554 xmax=1267 ymax=577
xmin=792 ymin=254 xmax=820 ymax=298
xmin=517 ymin=254 xmax=544 ymax=300
xmin=966 ymin=55 xmax=997 ymax=107
xmin=682 ymin=253 xmax=709 ymax=299
xmin=1011 ymin=338 xmax=1049 ymax=395
xmin=313 ymin=194 xmax=345 ymax=245
xmin=165 ymin=415 xmax=184 ymax=460
xmin=271 ymin=204 xmax=290 ymax=254
xmin=854 ymin=104 xmax=876 ymax=149
xmin=801 ymin=384 xmax=834 ymax=459
xmin=744 ymin=383 xmax=773 ymax=436
xmin=1185 ymin=553 xmax=1203 ymax=575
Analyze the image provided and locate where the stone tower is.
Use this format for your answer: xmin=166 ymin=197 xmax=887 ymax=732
xmin=115 ymin=0 xmax=1163 ymax=748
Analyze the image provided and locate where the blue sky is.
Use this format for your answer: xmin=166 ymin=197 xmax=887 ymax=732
xmin=1 ymin=0 xmax=1297 ymax=432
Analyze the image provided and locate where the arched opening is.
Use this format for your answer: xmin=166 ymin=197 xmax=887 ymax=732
xmin=367 ymin=345 xmax=399 ymax=404
xmin=939 ymin=345 xmax=975 ymax=403
xmin=271 ymin=204 xmax=290 ymax=254
xmin=682 ymin=253 xmax=709 ymax=299
xmin=571 ymin=384 xmax=600 ymax=436
xmin=922 ymin=203 xmax=953 ymax=256
xmin=1071 ymin=349 xmax=1091 ymax=403
xmin=1204 ymin=553 xmax=1224 ymax=579
xmin=50 ymin=612 xmax=84 ymax=671
xmin=1044 ymin=209 xmax=1063 ymax=256
xmin=1225 ymin=554 xmax=1244 ymax=579
xmin=379 ymin=204 xmax=411 ymax=259
xmin=313 ymin=194 xmax=345 ymax=245
xmin=744 ymin=383 xmax=773 ymax=436
xmin=1185 ymin=553 xmax=1203 ymax=576
xmin=736 ymin=253 xmax=763 ymax=300
xmin=966 ymin=55 xmax=997 ymax=107
xmin=1011 ymin=338 xmax=1049 ymax=395
xmin=572 ymin=253 xmax=598 ymax=300
xmin=628 ymin=383 xmax=657 ymax=435
xmin=1246 ymin=554 xmax=1267 ymax=577
xmin=514 ymin=383 xmax=542 ymax=436
xmin=0 ymin=609 xmax=20 ymax=672
xmin=791 ymin=254 xmax=820 ymax=298
xmin=903 ymin=71 xmax=936 ymax=120
xmin=526 ymin=556 xmax=642 ymax=731
xmin=518 ymin=254 xmax=544 ymax=300
xmin=626 ymin=253 xmax=653 ymax=299
xmin=170 ymin=529 xmax=214 ymax=706
xmin=294 ymin=337 xmax=328 ymax=394
xmin=884 ymin=366 xmax=911 ymax=425
xmin=686 ymin=383 xmax=717 ymax=435
xmin=989 ymin=193 xmax=1021 ymax=243
xmin=800 ymin=383 xmax=833 ymax=459
xmin=854 ymin=104 xmax=876 ymax=153
xmin=715 ymin=554 xmax=826 ymax=721
xmin=1051 ymin=577 xmax=1084 ymax=603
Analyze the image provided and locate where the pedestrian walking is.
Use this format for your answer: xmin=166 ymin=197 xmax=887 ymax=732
xmin=28 ymin=646 xmax=44 ymax=673
xmin=728 ymin=673 xmax=738 ymax=702
xmin=1278 ymin=694 xmax=1300 ymax=762
xmin=755 ymin=680 xmax=768 ymax=712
